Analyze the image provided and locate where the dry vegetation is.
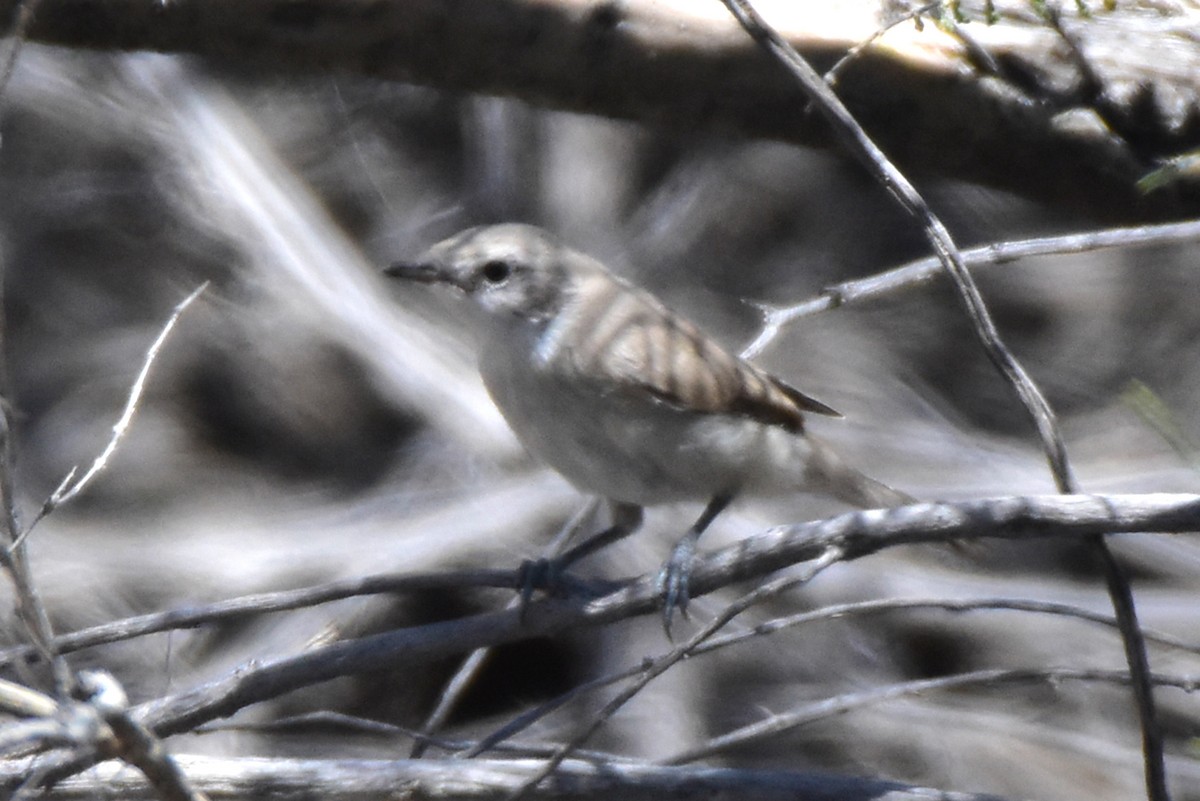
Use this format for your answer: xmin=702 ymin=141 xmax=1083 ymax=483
xmin=0 ymin=2 xmax=1199 ymax=800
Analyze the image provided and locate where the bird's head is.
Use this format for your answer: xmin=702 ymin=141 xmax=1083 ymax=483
xmin=386 ymin=224 xmax=577 ymax=324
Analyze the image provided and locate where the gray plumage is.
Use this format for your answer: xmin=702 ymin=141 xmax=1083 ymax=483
xmin=386 ymin=223 xmax=909 ymax=511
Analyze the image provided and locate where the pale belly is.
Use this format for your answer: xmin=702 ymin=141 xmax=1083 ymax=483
xmin=480 ymin=334 xmax=810 ymax=506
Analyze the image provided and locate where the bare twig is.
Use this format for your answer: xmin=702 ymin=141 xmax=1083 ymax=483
xmin=0 ymin=676 xmax=57 ymax=719
xmin=0 ymin=115 xmax=71 ymax=697
xmin=411 ymin=498 xmax=600 ymax=758
xmin=0 ymin=673 xmax=209 ymax=801
xmin=28 ymin=282 xmax=209 ymax=531
xmin=823 ymin=2 xmax=941 ymax=88
xmin=1092 ymin=540 xmax=1167 ymax=801
xmin=0 ymin=0 xmax=41 ymax=133
xmin=126 ymin=492 xmax=1200 ymax=715
xmin=719 ymin=3 xmax=1167 ymax=799
xmin=724 ymin=0 xmax=1075 ymax=490
xmin=0 ymin=568 xmax=518 ymax=669
xmin=0 ymin=285 xmax=211 ymax=800
xmin=200 ymin=710 xmax=634 ymax=763
xmin=3 ymin=753 xmax=1018 ymax=801
xmin=76 ymin=670 xmax=209 ymax=801
xmin=1041 ymin=4 xmax=1126 ymax=145
xmin=7 ymin=566 xmax=1196 ymax=734
xmin=20 ymin=492 xmax=1200 ymax=786
xmin=0 ymin=691 xmax=108 ymax=765
xmin=663 ymin=666 xmax=1200 ymax=766
xmin=0 ymin=539 xmax=68 ymax=694
xmin=471 ymin=593 xmax=1200 ymax=757
xmin=504 ymin=547 xmax=845 ymax=801
xmin=743 ymin=218 xmax=1200 ymax=358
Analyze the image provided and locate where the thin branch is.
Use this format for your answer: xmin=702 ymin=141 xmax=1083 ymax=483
xmin=0 ymin=676 xmax=57 ymax=719
xmin=0 ymin=285 xmax=212 ymax=801
xmin=470 ymin=594 xmax=1200 ymax=757
xmin=1093 ymin=538 xmax=1167 ymax=801
xmin=719 ymin=4 xmax=1167 ymax=799
xmin=823 ymin=2 xmax=941 ymax=89
xmin=743 ymin=218 xmax=1200 ymax=358
xmin=200 ymin=710 xmax=636 ymax=763
xmin=0 ymin=80 xmax=70 ymax=695
xmin=7 ymin=570 xmax=1196 ymax=751
xmin=0 ymin=673 xmax=209 ymax=801
xmin=663 ymin=666 xmax=1200 ymax=766
xmin=28 ymin=282 xmax=209 ymax=531
xmin=3 ymin=754 xmax=1019 ymax=801
xmin=411 ymin=498 xmax=600 ymax=758
xmin=74 ymin=670 xmax=209 ymax=801
xmin=505 ymin=548 xmax=845 ymax=801
xmin=0 ymin=568 xmax=520 ymax=669
xmin=0 ymin=0 xmax=41 ymax=132
xmin=117 ymin=492 xmax=1200 ymax=721
xmin=21 ymin=492 xmax=1200 ymax=786
xmin=723 ymin=0 xmax=1076 ymax=491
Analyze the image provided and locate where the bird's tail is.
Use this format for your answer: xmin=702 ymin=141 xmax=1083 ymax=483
xmin=804 ymin=436 xmax=915 ymax=509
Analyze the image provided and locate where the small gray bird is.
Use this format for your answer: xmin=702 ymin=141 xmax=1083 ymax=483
xmin=386 ymin=224 xmax=910 ymax=621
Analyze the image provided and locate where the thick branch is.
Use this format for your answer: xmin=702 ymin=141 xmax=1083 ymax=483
xmin=1 ymin=0 xmax=1198 ymax=219
xmin=3 ymin=755 xmax=1013 ymax=801
xmin=54 ymin=493 xmax=1200 ymax=743
xmin=13 ymin=492 xmax=1197 ymax=786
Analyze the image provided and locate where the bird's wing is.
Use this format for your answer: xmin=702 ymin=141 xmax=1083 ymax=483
xmin=563 ymin=278 xmax=839 ymax=433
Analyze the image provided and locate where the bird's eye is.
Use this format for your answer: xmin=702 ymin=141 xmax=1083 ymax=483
xmin=480 ymin=260 xmax=511 ymax=284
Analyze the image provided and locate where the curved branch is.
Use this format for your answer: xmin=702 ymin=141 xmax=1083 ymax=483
xmin=19 ymin=492 xmax=1200 ymax=773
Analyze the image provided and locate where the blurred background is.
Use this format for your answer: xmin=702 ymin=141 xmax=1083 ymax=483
xmin=0 ymin=43 xmax=1198 ymax=800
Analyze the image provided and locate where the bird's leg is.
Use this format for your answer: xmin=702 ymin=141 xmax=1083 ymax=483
xmin=658 ymin=492 xmax=735 ymax=634
xmin=556 ymin=502 xmax=645 ymax=568
xmin=518 ymin=502 xmax=644 ymax=608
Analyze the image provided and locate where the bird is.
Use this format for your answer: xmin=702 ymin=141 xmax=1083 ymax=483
xmin=385 ymin=223 xmax=911 ymax=625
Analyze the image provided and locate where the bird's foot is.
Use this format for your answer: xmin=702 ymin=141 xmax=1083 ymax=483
xmin=516 ymin=511 xmax=644 ymax=621
xmin=656 ymin=531 xmax=699 ymax=637
xmin=516 ymin=556 xmax=568 ymax=605
xmin=516 ymin=557 xmax=614 ymax=621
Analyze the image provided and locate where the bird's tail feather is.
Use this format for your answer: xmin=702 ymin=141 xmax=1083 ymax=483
xmin=804 ymin=436 xmax=914 ymax=509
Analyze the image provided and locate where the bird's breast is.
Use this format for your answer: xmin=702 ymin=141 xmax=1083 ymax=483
xmin=478 ymin=324 xmax=811 ymax=506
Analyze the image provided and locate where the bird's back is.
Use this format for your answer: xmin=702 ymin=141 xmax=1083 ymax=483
xmin=478 ymin=264 xmax=843 ymax=505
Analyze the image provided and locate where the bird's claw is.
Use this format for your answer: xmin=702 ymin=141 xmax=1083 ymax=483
xmin=656 ymin=535 xmax=697 ymax=637
xmin=517 ymin=558 xmax=610 ymax=621
xmin=516 ymin=557 xmax=561 ymax=622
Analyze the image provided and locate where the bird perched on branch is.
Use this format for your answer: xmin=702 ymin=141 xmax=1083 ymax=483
xmin=386 ymin=224 xmax=910 ymax=626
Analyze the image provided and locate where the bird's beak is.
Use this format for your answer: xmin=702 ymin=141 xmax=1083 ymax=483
xmin=384 ymin=260 xmax=443 ymax=284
